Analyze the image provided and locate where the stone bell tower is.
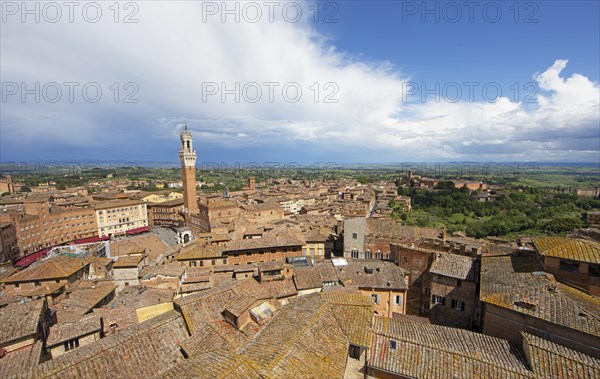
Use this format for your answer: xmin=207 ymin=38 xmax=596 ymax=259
xmin=179 ymin=125 xmax=198 ymax=216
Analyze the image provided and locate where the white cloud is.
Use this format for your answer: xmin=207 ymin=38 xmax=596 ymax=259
xmin=1 ymin=1 xmax=598 ymax=162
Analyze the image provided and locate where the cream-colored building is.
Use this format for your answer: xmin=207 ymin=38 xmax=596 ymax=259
xmin=138 ymin=192 xmax=183 ymax=204
xmin=276 ymin=196 xmax=317 ymax=214
xmin=93 ymin=200 xmax=148 ymax=237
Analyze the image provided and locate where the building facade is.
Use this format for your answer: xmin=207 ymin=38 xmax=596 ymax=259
xmin=93 ymin=200 xmax=148 ymax=238
xmin=0 ymin=221 xmax=18 ymax=262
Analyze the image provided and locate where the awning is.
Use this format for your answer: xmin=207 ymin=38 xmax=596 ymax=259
xmin=14 ymin=249 xmax=48 ymax=268
xmin=70 ymin=236 xmax=109 ymax=245
xmin=126 ymin=226 xmax=150 ymax=235
xmin=250 ymin=301 xmax=277 ymax=323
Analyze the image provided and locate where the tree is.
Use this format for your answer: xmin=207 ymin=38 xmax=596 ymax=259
xmin=357 ymin=175 xmax=370 ymax=184
xmin=542 ymin=216 xmax=584 ymax=234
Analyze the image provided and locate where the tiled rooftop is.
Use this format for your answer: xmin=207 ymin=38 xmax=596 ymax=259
xmin=24 ymin=310 xmax=190 ymax=379
xmin=429 ymin=252 xmax=479 ymax=281
xmin=175 ymin=278 xmax=267 ymax=333
xmin=55 ymin=282 xmax=117 ymax=323
xmin=533 ymin=237 xmax=600 ymax=264
xmin=523 ymin=332 xmax=600 ymax=378
xmin=2 ymin=256 xmax=87 ymax=283
xmin=0 ymin=299 xmax=45 ymax=345
xmin=369 ymin=316 xmax=534 ymax=378
xmin=1 ymin=341 xmax=43 ymax=377
xmin=46 ymin=314 xmax=103 ymax=346
xmin=480 ymin=251 xmax=600 ymax=338
xmin=176 ymin=245 xmax=222 ymax=261
xmin=113 ymin=255 xmax=144 ymax=268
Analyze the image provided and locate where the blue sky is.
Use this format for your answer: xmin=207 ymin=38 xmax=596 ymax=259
xmin=318 ymin=1 xmax=599 ymax=86
xmin=1 ymin=0 xmax=599 ymax=164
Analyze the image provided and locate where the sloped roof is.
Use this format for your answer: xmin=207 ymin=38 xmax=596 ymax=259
xmin=321 ymin=291 xmax=373 ymax=347
xmin=179 ymin=320 xmax=250 ymax=356
xmin=56 ymin=282 xmax=117 ymax=323
xmin=2 ymin=256 xmax=88 ymax=283
xmin=369 ymin=316 xmax=534 ymax=378
xmin=176 ymin=245 xmax=222 ymax=261
xmin=523 ymin=333 xmax=600 ymax=378
xmin=222 ymin=235 xmax=305 ymax=252
xmin=113 ymin=255 xmax=144 ymax=268
xmin=26 ymin=310 xmax=189 ymax=379
xmin=237 ymin=294 xmax=349 ymax=379
xmin=159 ymin=352 xmax=259 ymax=379
xmin=480 ymin=251 xmax=600 ymax=338
xmin=260 ymin=278 xmax=298 ymax=299
xmin=0 ymin=299 xmax=45 ymax=345
xmin=165 ymin=291 xmax=374 ymax=379
xmin=429 ymin=252 xmax=478 ymax=281
xmin=337 ymin=260 xmax=408 ymax=290
xmin=46 ymin=315 xmax=103 ymax=346
xmin=533 ymin=237 xmax=600 ymax=264
xmin=1 ymin=341 xmax=43 ymax=377
xmin=175 ymin=278 xmax=267 ymax=333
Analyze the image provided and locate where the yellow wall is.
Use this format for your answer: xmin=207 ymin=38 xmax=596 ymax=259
xmin=136 ymin=302 xmax=174 ymax=322
xmin=360 ymin=288 xmax=406 ymax=318
xmin=142 ymin=192 xmax=183 ymax=203
xmin=302 ymin=242 xmax=325 ymax=257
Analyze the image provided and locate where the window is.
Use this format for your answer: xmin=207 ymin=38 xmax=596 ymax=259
xmin=451 ymin=299 xmax=465 ymax=311
xmin=432 ymin=295 xmax=445 ymax=305
xmin=352 ymin=233 xmax=357 ymax=239
xmin=589 ymin=264 xmax=600 ymax=277
xmin=424 ymin=287 xmax=431 ymax=296
xmin=364 ymin=251 xmax=372 ymax=259
xmin=393 ymin=295 xmax=403 ymax=306
xmin=351 ymin=249 xmax=359 ymax=259
xmin=423 ymin=303 xmax=430 ymax=312
xmin=376 ymin=250 xmax=383 ymax=260
xmin=390 ymin=340 xmax=397 ymax=349
xmin=559 ymin=259 xmax=579 ymax=273
xmin=371 ymin=294 xmax=380 ymax=304
xmin=456 ymin=279 xmax=462 ymax=287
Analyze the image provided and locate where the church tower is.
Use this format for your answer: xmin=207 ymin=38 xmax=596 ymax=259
xmin=179 ymin=125 xmax=198 ymax=216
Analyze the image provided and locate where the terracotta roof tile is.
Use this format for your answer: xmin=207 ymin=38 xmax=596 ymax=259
xmin=28 ymin=310 xmax=190 ymax=379
xmin=369 ymin=316 xmax=534 ymax=378
xmin=480 ymin=251 xmax=600 ymax=338
xmin=523 ymin=332 xmax=600 ymax=378
xmin=533 ymin=237 xmax=600 ymax=264
xmin=1 ymin=341 xmax=43 ymax=377
xmin=429 ymin=252 xmax=479 ymax=281
xmin=2 ymin=256 xmax=88 ymax=283
xmin=0 ymin=299 xmax=45 ymax=345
